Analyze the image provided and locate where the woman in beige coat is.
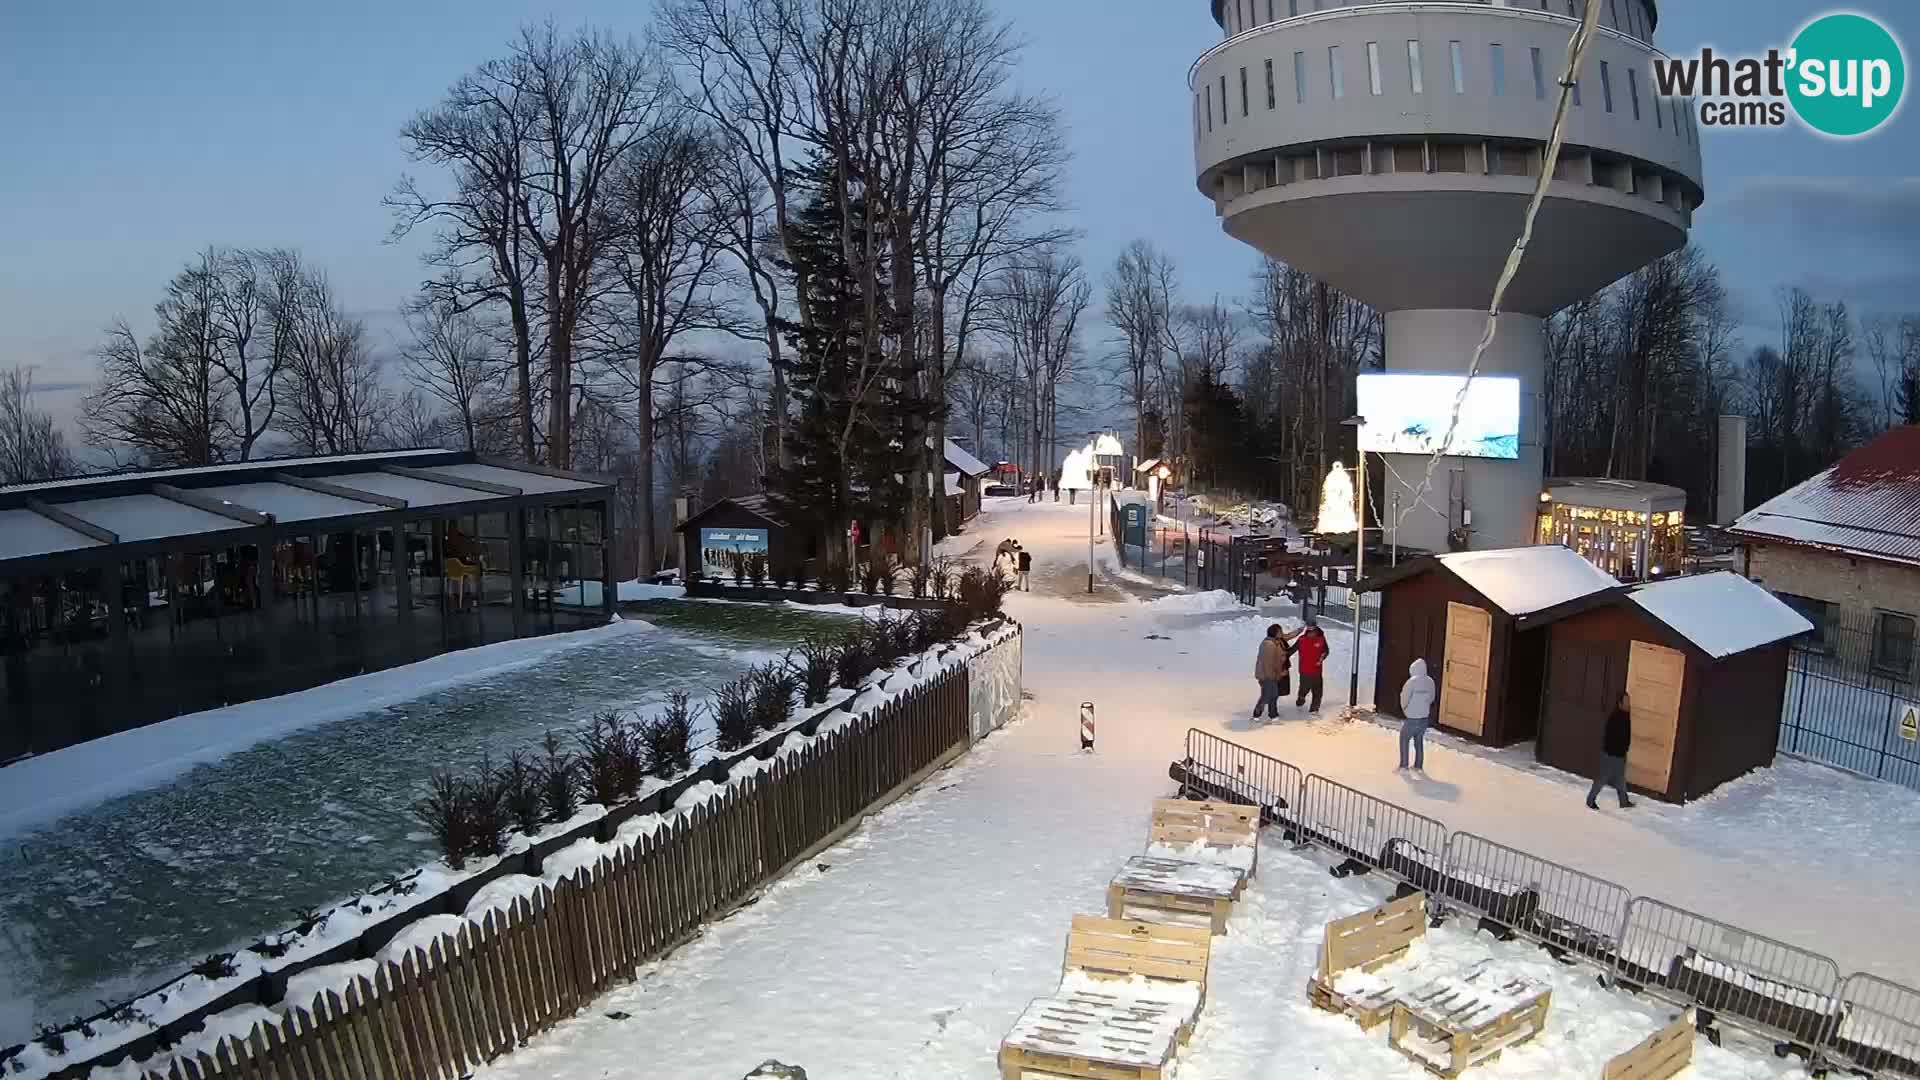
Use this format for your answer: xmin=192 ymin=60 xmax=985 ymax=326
xmin=1252 ymin=623 xmax=1303 ymax=724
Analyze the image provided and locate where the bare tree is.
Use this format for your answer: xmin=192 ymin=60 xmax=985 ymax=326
xmin=385 ymin=388 xmax=451 ymax=449
xmin=594 ymin=114 xmax=736 ymax=575
xmin=947 ymin=350 xmax=1003 ymax=453
xmin=278 ymin=271 xmax=389 ymax=454
xmin=205 ymin=247 xmax=295 ymax=460
xmin=1105 ymin=241 xmax=1176 ymax=461
xmin=0 ymin=367 xmax=72 ymax=484
xmin=402 ymin=290 xmax=502 ymax=450
xmin=985 ymin=247 xmax=1090 ymax=488
xmin=84 ymin=260 xmax=228 ymax=466
xmin=1864 ymin=313 xmax=1920 ymax=428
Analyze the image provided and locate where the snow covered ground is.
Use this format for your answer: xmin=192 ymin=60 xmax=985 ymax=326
xmin=433 ymin=496 xmax=1903 ymax=1078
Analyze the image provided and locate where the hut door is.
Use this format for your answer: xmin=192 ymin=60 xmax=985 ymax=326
xmin=1440 ymin=602 xmax=1492 ymax=736
xmin=1625 ymin=641 xmax=1684 ymax=793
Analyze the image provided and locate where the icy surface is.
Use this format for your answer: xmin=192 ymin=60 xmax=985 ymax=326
xmin=1437 ymin=545 xmax=1620 ymax=615
xmin=1628 ymin=571 xmax=1813 ymax=658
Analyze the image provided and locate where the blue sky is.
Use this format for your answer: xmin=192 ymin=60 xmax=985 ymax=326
xmin=1 ymin=0 xmax=1915 ymax=434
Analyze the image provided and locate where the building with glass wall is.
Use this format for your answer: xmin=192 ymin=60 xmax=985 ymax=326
xmin=0 ymin=450 xmax=615 ymax=762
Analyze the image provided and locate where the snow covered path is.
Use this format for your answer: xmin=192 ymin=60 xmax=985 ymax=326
xmin=464 ymin=497 xmax=1902 ymax=1078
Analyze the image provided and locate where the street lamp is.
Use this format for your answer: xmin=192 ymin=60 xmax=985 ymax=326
xmin=1340 ymin=415 xmax=1367 ymax=714
xmin=1087 ymin=430 xmax=1100 ymax=594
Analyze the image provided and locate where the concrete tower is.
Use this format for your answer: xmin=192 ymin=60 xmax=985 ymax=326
xmin=1191 ymin=0 xmax=1704 ymax=551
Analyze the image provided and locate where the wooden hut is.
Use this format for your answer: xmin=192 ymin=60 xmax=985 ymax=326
xmin=1515 ymin=571 xmax=1813 ymax=803
xmin=677 ymin=494 xmax=810 ymax=583
xmin=1359 ymin=547 xmax=1620 ymax=746
xmin=944 ymin=439 xmax=990 ymax=525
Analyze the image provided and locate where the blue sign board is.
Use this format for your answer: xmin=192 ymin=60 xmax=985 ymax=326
xmin=700 ymin=527 xmax=769 ymax=578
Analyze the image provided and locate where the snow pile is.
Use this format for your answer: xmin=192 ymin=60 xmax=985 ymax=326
xmin=1056 ymin=970 xmax=1203 ymax=1022
xmin=1627 ymin=571 xmax=1813 ymax=658
xmin=616 ymin=580 xmax=687 ymax=602
xmin=1144 ymin=590 xmax=1244 ymax=616
xmin=1145 ymin=838 xmax=1256 ymax=873
xmin=1437 ymin=545 xmax=1620 ymax=615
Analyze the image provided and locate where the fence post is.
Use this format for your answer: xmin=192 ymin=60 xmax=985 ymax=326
xmin=1878 ymin=680 xmax=1899 ymax=782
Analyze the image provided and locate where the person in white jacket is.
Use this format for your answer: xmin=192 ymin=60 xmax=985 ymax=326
xmin=1398 ymin=658 xmax=1437 ymax=772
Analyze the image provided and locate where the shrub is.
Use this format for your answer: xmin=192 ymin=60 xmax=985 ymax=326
xmin=498 ymin=751 xmax=545 ymax=835
xmin=956 ymin=565 xmax=1010 ymax=622
xmin=860 ymin=559 xmax=882 ymax=595
xmin=540 ymin=732 xmax=580 ymax=824
xmin=909 ymin=560 xmax=932 ymax=599
xmin=415 ymin=770 xmax=479 ymax=870
xmin=641 ymin=692 xmax=697 ymax=778
xmin=870 ymin=613 xmax=911 ymax=666
xmin=835 ymin=624 xmax=877 ymax=689
xmin=791 ymin=638 xmax=838 ymax=705
xmin=467 ymin=762 xmax=512 ymax=860
xmin=753 ymin=662 xmax=795 ymax=730
xmin=713 ymin=677 xmax=757 ymax=752
xmin=930 ymin=557 xmax=953 ymax=600
xmin=579 ymin=712 xmax=643 ymax=806
xmin=746 ymin=554 xmax=768 ymax=588
xmin=909 ymin=609 xmax=941 ymax=652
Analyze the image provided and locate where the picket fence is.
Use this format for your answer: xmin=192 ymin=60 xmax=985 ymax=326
xmin=99 ymin=654 xmax=982 ymax=1080
xmin=1177 ymin=727 xmax=1920 ymax=1078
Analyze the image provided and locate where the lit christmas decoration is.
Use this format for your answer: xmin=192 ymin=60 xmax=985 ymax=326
xmin=1317 ymin=463 xmax=1358 ymax=534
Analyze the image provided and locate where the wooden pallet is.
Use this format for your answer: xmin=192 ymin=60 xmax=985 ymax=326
xmin=1145 ymin=797 xmax=1260 ymax=879
xmin=1106 ymin=856 xmax=1245 ymax=935
xmin=1388 ymin=972 xmax=1552 ymax=1078
xmin=1602 ymin=1009 xmax=1696 ymax=1080
xmin=999 ymin=993 xmax=1181 ymax=1080
xmin=1305 ymin=891 xmax=1428 ymax=1029
xmin=1061 ymin=914 xmax=1212 ymax=1025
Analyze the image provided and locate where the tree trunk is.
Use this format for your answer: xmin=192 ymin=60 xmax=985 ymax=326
xmin=635 ymin=358 xmax=657 ymax=577
xmin=547 ymin=261 xmax=571 ymax=469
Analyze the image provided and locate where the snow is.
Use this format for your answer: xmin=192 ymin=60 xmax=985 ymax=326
xmin=1628 ymin=572 xmax=1813 ymax=658
xmin=1111 ymin=855 xmax=1244 ymax=900
xmin=1145 ymin=838 xmax=1257 ymax=872
xmin=943 ymin=473 xmax=964 ymax=497
xmin=1002 ymin=992 xmax=1186 ymax=1067
xmin=18 ymin=495 xmax=1916 ymax=1080
xmin=0 ymin=618 xmax=645 ymax=840
xmin=1143 ymin=589 xmax=1243 ymax=616
xmin=943 ymin=439 xmax=989 ymax=477
xmin=197 ymin=481 xmax=385 ymax=522
xmin=616 ymin=580 xmax=687 ymax=601
xmin=1056 ymin=971 xmax=1204 ymax=1023
xmin=1437 ymin=545 xmax=1621 ymax=615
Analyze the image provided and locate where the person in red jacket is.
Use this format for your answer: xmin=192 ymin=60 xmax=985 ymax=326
xmin=1294 ymin=614 xmax=1330 ymax=713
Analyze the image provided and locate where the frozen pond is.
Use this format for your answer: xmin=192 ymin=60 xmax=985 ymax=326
xmin=0 ymin=604 xmax=858 ymax=1046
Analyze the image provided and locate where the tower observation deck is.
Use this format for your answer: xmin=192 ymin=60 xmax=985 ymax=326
xmin=1192 ymin=0 xmax=1704 ymax=551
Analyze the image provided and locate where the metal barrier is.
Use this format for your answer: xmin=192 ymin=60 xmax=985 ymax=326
xmin=1295 ymin=774 xmax=1449 ymax=880
xmin=1830 ymin=973 xmax=1920 ymax=1077
xmin=1441 ymin=832 xmax=1631 ymax=970
xmin=1174 ymin=728 xmax=1302 ymax=828
xmin=1617 ymin=897 xmax=1845 ymax=1053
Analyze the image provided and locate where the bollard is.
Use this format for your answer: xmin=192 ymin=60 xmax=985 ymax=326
xmin=1080 ymin=702 xmax=1096 ymax=751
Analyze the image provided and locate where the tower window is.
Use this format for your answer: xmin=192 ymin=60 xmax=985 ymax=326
xmin=1241 ymin=66 xmax=1250 ymax=117
xmin=1329 ymin=45 xmax=1344 ymax=100
xmin=1407 ymin=40 xmax=1424 ymax=94
xmin=1627 ymin=67 xmax=1641 ymax=119
xmin=1531 ymin=48 xmax=1546 ymax=99
xmin=1206 ymin=84 xmax=1214 ymax=131
xmin=1220 ymin=75 xmax=1229 ymax=123
xmin=1600 ymin=61 xmax=1614 ymax=112
xmin=1294 ymin=50 xmax=1307 ymax=104
xmin=1367 ymin=42 xmax=1382 ymax=96
xmin=1491 ymin=44 xmax=1506 ymax=97
xmin=1449 ymin=40 xmax=1465 ymax=94
xmin=1266 ymin=58 xmax=1276 ymax=109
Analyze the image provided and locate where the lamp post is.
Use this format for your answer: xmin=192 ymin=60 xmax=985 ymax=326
xmin=1087 ymin=430 xmax=1099 ymax=594
xmin=1340 ymin=415 xmax=1367 ymax=714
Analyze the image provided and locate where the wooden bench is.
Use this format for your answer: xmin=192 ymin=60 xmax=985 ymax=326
xmin=1602 ymin=1009 xmax=1695 ymax=1080
xmin=1106 ymin=856 xmax=1246 ymax=935
xmin=1143 ymin=797 xmax=1260 ymax=880
xmin=1388 ymin=970 xmax=1552 ymax=1077
xmin=1306 ymin=891 xmax=1429 ymax=1030
xmin=999 ymin=916 xmax=1213 ymax=1080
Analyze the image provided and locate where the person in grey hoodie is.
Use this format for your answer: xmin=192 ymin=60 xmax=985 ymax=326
xmin=1398 ymin=658 xmax=1436 ymax=772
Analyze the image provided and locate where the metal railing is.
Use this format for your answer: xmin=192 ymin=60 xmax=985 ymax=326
xmin=1617 ymin=898 xmax=1844 ymax=1052
xmin=1195 ymin=733 xmax=1920 ymax=1071
xmin=1175 ymin=728 xmax=1302 ymax=828
xmin=1295 ymin=773 xmax=1449 ymax=879
xmin=1441 ymin=832 xmax=1631 ymax=968
xmin=1832 ymin=973 xmax=1920 ymax=1077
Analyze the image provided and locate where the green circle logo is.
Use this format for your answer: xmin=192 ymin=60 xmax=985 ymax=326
xmin=1786 ymin=13 xmax=1906 ymax=137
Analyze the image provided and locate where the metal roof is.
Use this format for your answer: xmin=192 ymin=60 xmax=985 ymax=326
xmin=0 ymin=451 xmax=614 ymax=570
xmin=943 ymin=440 xmax=990 ymax=477
xmin=1728 ymin=426 xmax=1920 ymax=568
xmin=1544 ymin=476 xmax=1688 ymax=512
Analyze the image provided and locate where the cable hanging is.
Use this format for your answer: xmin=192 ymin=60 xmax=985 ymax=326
xmin=1389 ymin=0 xmax=1605 ymax=541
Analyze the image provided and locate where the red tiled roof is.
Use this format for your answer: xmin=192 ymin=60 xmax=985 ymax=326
xmin=1728 ymin=426 xmax=1920 ymax=567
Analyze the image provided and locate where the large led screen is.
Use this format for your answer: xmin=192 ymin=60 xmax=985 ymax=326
xmin=1357 ymin=373 xmax=1520 ymax=460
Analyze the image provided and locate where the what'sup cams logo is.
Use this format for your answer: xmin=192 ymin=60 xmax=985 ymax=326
xmin=1652 ymin=12 xmax=1906 ymax=137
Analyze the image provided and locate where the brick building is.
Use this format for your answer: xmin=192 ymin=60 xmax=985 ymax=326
xmin=1728 ymin=426 xmax=1920 ymax=683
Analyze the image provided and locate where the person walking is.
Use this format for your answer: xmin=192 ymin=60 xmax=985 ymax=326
xmin=1397 ymin=658 xmax=1436 ymax=772
xmin=1588 ymin=692 xmax=1636 ymax=810
xmin=1294 ymin=616 xmax=1329 ymax=713
xmin=1016 ymin=547 xmax=1033 ymax=591
xmin=1252 ymin=623 xmax=1301 ymax=724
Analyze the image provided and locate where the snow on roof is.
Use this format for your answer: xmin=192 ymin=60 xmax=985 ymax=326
xmin=943 ymin=440 xmax=989 ymax=477
xmin=1628 ymin=571 xmax=1813 ymax=658
xmin=1134 ymin=457 xmax=1161 ymax=473
xmin=1729 ymin=425 xmax=1920 ymax=567
xmin=1437 ymin=545 xmax=1621 ymax=616
xmin=0 ymin=507 xmax=103 ymax=561
xmin=1093 ymin=433 xmax=1124 ymax=457
xmin=199 ymin=482 xmax=385 ymax=523
xmin=944 ymin=473 xmax=964 ymax=496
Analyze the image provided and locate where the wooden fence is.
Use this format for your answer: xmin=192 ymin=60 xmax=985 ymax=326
xmin=123 ymin=662 xmax=974 ymax=1080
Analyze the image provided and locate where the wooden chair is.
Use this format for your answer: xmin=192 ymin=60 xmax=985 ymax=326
xmin=1306 ymin=891 xmax=1430 ymax=1030
xmin=998 ymin=916 xmax=1212 ymax=1080
xmin=1601 ymin=1009 xmax=1695 ymax=1080
xmin=1143 ymin=797 xmax=1260 ymax=880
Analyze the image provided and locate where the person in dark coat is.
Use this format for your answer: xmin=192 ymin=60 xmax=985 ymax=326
xmin=1016 ymin=547 xmax=1032 ymax=591
xmin=1588 ymin=691 xmax=1636 ymax=810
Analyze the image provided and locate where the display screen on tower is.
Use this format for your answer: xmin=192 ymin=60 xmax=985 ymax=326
xmin=1356 ymin=373 xmax=1520 ymax=460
